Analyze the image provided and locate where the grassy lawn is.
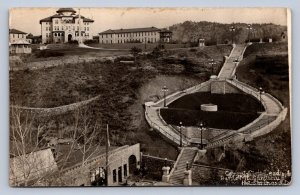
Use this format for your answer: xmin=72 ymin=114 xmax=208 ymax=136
xmin=161 ymin=108 xmax=258 ymax=130
xmin=10 ymin=45 xmax=232 ymax=160
xmin=87 ymin=42 xmax=188 ymax=51
xmin=160 ymin=92 xmax=261 ymax=129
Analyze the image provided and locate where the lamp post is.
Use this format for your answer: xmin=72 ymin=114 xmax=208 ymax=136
xmin=209 ymin=59 xmax=217 ymax=75
xmin=199 ymin=122 xmax=204 ymax=150
xmin=162 ymin=86 xmax=168 ymax=107
xmin=229 ymin=26 xmax=236 ymax=44
xmin=164 ymin=158 xmax=168 ymax=167
xmin=179 ymin=121 xmax=183 ymax=147
xmin=186 ymin=161 xmax=189 ymax=170
xmin=259 ymin=87 xmax=263 ymax=112
xmin=246 ymin=24 xmax=252 ymax=43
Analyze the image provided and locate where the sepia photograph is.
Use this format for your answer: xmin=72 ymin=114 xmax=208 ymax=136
xmin=8 ymin=7 xmax=291 ymax=187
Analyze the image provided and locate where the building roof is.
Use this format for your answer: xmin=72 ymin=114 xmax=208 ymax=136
xmin=39 ymin=15 xmax=54 ymax=23
xmin=99 ymin=27 xmax=161 ymax=34
xmin=40 ymin=14 xmax=94 ymax=24
xmin=160 ymin=28 xmax=172 ymax=33
xmin=9 ymin=28 xmax=27 ymax=34
xmin=9 ymin=148 xmax=58 ymax=185
xmin=56 ymin=8 xmax=76 ymax=13
xmin=74 ymin=15 xmax=94 ymax=22
xmin=11 ymin=40 xmax=31 ymax=45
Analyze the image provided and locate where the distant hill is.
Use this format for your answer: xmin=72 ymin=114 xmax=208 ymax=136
xmin=169 ymin=21 xmax=287 ymax=45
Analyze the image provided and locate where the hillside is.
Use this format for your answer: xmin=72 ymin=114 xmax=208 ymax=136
xmin=169 ymin=21 xmax=287 ymax=44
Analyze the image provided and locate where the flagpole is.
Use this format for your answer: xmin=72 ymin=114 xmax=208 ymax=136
xmin=105 ymin=123 xmax=109 ymax=186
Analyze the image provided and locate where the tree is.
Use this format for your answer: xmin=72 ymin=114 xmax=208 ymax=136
xmin=9 ymin=107 xmax=55 ymax=186
xmin=151 ymin=46 xmax=164 ymax=59
xmin=9 ymin=106 xmax=103 ymax=186
xmin=130 ymin=46 xmax=142 ymax=63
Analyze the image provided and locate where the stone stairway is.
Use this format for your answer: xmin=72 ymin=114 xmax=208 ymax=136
xmin=218 ymin=44 xmax=247 ymax=79
xmin=169 ymin=147 xmax=198 ymax=185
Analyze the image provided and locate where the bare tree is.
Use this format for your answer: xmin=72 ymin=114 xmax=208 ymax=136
xmin=9 ymin=105 xmax=103 ymax=186
xmin=9 ymin=107 xmax=56 ymax=186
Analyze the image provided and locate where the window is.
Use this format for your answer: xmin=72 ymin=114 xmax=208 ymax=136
xmin=55 ymin=19 xmax=58 ymax=24
xmin=111 ymin=34 xmax=112 ymax=38
xmin=113 ymin=169 xmax=117 ymax=183
xmin=87 ymin=27 xmax=89 ymax=31
xmin=13 ymin=34 xmax=15 ymax=38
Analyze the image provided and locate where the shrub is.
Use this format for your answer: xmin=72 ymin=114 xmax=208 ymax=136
xmin=205 ymin=40 xmax=217 ymax=46
xmin=35 ymin=50 xmax=65 ymax=58
xmin=130 ymin=46 xmax=142 ymax=62
xmin=151 ymin=46 xmax=163 ymax=58
xmin=68 ymin=40 xmax=78 ymax=44
xmin=189 ymin=42 xmax=198 ymax=47
xmin=84 ymin=39 xmax=98 ymax=44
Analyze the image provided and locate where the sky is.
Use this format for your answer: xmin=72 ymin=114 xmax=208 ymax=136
xmin=9 ymin=7 xmax=288 ymax=36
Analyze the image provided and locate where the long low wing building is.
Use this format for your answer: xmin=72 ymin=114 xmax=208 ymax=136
xmin=99 ymin=27 xmax=172 ymax=44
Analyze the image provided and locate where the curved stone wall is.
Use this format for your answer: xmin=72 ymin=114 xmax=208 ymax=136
xmin=11 ymin=95 xmax=100 ymax=117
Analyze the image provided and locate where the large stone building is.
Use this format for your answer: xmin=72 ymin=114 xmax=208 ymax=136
xmin=39 ymin=8 xmax=94 ymax=44
xmin=99 ymin=27 xmax=172 ymax=44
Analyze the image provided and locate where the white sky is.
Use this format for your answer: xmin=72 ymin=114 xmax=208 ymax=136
xmin=9 ymin=8 xmax=288 ymax=36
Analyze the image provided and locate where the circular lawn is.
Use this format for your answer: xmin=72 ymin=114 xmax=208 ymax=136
xmin=160 ymin=92 xmax=263 ymax=130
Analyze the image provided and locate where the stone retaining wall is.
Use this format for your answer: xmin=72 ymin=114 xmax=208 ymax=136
xmin=211 ymin=80 xmax=242 ymax=94
xmin=11 ymin=95 xmax=100 ymax=117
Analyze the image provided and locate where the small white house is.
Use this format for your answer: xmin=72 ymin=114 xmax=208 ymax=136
xmin=9 ymin=40 xmax=32 ymax=54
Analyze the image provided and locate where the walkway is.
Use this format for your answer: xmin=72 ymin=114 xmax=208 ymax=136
xmin=169 ymin=147 xmax=198 ymax=184
xmin=218 ymin=44 xmax=247 ymax=79
xmin=145 ymin=44 xmax=286 ymax=149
